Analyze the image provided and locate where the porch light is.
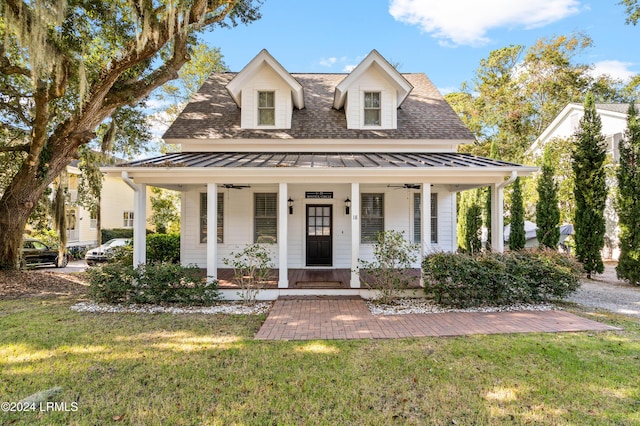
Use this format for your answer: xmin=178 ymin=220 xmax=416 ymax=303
xmin=288 ymin=197 xmax=294 ymax=215
xmin=345 ymin=197 xmax=351 ymax=215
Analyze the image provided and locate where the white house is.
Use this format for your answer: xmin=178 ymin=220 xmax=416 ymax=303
xmin=105 ymin=49 xmax=536 ymax=299
xmin=529 ymin=102 xmax=637 ymax=259
xmin=63 ymin=161 xmax=153 ymax=248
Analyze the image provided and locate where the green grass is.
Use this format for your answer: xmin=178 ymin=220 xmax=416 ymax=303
xmin=1 ymin=297 xmax=639 ymax=425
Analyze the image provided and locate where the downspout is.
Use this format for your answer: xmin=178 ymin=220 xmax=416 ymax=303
xmin=121 ymin=171 xmax=137 ymax=192
xmin=498 ymin=170 xmax=518 ymax=189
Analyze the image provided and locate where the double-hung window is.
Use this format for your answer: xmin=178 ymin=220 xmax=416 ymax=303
xmin=364 ymin=92 xmax=381 ymax=126
xmin=254 ymin=193 xmax=277 ymax=243
xmin=413 ymin=193 xmax=438 ymax=244
xmin=258 ymin=91 xmax=275 ymax=126
xmin=123 ymin=211 xmax=134 ymax=228
xmin=361 ymin=193 xmax=384 ymax=243
xmin=200 ymin=193 xmax=224 ymax=243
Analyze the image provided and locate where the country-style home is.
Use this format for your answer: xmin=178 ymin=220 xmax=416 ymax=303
xmin=106 ymin=49 xmax=536 ymax=299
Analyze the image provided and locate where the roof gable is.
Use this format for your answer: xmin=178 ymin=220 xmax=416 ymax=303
xmin=226 ymin=49 xmax=304 ymax=109
xmin=332 ymin=49 xmax=413 ymax=110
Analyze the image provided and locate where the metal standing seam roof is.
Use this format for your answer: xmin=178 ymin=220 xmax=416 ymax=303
xmin=120 ymin=152 xmax=529 ymax=169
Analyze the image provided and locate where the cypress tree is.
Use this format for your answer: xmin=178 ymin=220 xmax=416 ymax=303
xmin=536 ymin=147 xmax=561 ymax=249
xmin=616 ymin=103 xmax=640 ymax=285
xmin=572 ymin=92 xmax=607 ymax=278
xmin=465 ymin=196 xmax=483 ymax=254
xmin=508 ymin=177 xmax=526 ymax=250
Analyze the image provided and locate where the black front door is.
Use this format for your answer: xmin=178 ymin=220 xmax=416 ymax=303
xmin=306 ymin=205 xmax=332 ymax=266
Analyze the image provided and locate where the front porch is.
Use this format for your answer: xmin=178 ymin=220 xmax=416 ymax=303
xmin=214 ymin=268 xmax=422 ymax=290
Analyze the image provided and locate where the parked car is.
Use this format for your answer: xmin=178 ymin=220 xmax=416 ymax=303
xmin=85 ymin=238 xmax=131 ymax=266
xmin=22 ymin=238 xmax=69 ymax=268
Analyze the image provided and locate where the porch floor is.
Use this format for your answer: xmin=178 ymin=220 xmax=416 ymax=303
xmin=214 ymin=268 xmax=421 ymax=289
xmin=255 ymin=298 xmax=619 ymax=340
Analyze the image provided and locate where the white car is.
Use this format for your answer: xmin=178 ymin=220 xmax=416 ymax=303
xmin=85 ymin=238 xmax=131 ymax=266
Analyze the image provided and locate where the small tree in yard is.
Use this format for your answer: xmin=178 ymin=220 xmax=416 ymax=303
xmin=359 ymin=230 xmax=419 ymax=304
xmin=536 ymin=147 xmax=561 ymax=249
xmin=616 ymin=103 xmax=640 ymax=285
xmin=223 ymin=244 xmax=273 ymax=305
xmin=573 ymin=92 xmax=607 ymax=278
xmin=508 ymin=177 xmax=526 ymax=251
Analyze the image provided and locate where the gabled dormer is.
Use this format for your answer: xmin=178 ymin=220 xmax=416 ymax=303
xmin=226 ymin=49 xmax=304 ymax=129
xmin=333 ymin=50 xmax=413 ymax=130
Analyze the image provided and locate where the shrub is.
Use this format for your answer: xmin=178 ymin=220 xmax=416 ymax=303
xmin=223 ymin=243 xmax=273 ymax=305
xmin=422 ymin=249 xmax=582 ymax=308
xmin=358 ymin=230 xmax=419 ymax=304
xmin=147 ymin=233 xmax=180 ymax=263
xmin=87 ymin=262 xmax=219 ymax=305
xmin=101 ymin=228 xmax=134 ymax=243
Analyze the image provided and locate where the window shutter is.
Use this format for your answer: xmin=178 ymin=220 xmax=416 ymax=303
xmin=200 ymin=193 xmax=224 ymax=243
xmin=361 ymin=193 xmax=384 ymax=242
xmin=254 ymin=193 xmax=277 ymax=243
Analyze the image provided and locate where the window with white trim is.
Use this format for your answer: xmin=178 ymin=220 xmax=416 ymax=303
xmin=123 ymin=211 xmax=134 ymax=228
xmin=361 ymin=193 xmax=384 ymax=243
xmin=364 ymin=92 xmax=381 ymax=126
xmin=254 ymin=193 xmax=277 ymax=243
xmin=200 ymin=193 xmax=224 ymax=243
xmin=413 ymin=193 xmax=438 ymax=244
xmin=258 ymin=91 xmax=275 ymax=126
xmin=89 ymin=211 xmax=97 ymax=230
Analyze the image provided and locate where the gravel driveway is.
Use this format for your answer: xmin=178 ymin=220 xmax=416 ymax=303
xmin=565 ymin=263 xmax=640 ymax=318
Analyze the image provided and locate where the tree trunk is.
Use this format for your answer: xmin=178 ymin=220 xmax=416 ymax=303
xmin=0 ymin=147 xmax=74 ymax=269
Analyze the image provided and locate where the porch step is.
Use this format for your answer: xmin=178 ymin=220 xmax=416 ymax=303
xmin=278 ymin=295 xmax=362 ymax=300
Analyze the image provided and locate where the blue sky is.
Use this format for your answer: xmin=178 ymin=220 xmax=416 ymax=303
xmin=201 ymin=0 xmax=639 ymax=94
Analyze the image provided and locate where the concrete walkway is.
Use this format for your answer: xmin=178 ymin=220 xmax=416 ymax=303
xmin=255 ymin=298 xmax=619 ymax=341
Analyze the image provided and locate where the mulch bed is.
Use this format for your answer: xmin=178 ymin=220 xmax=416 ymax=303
xmin=0 ymin=270 xmax=89 ymax=299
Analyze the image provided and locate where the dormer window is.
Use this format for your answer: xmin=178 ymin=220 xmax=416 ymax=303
xmin=258 ymin=91 xmax=275 ymax=126
xmin=364 ymin=92 xmax=381 ymax=126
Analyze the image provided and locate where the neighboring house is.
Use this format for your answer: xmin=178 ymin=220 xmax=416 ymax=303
xmin=529 ymin=103 xmax=637 ymax=259
xmin=106 ymin=49 xmax=536 ymax=299
xmin=61 ymin=161 xmax=153 ymax=248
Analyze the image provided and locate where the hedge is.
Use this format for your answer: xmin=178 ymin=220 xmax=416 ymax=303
xmin=87 ymin=262 xmax=219 ymax=305
xmin=422 ymin=249 xmax=583 ymax=308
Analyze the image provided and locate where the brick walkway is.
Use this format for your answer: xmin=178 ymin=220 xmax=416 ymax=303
xmin=254 ymin=298 xmax=619 ymax=340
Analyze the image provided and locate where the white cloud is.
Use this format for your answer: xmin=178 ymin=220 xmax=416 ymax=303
xmin=319 ymin=57 xmax=337 ymax=67
xmin=438 ymin=86 xmax=458 ymax=95
xmin=389 ymin=0 xmax=581 ymax=47
xmin=591 ymin=60 xmax=637 ymax=82
xmin=343 ymin=64 xmax=357 ymax=72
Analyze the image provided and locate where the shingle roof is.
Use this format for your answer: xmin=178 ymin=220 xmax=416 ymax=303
xmin=162 ymin=73 xmax=475 ymax=141
xmin=595 ymin=103 xmax=638 ymax=114
xmin=121 ymin=152 xmax=527 ymax=169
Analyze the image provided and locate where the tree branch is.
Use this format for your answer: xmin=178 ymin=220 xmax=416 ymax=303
xmin=0 ymin=144 xmax=30 ymax=153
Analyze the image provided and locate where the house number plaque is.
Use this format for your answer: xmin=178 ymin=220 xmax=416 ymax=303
xmin=305 ymin=192 xmax=333 ymax=199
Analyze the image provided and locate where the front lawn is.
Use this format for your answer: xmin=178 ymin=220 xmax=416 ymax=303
xmin=1 ymin=296 xmax=639 ymax=425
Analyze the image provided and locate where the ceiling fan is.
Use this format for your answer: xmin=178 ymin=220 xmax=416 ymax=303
xmin=219 ymin=184 xmax=251 ymax=190
xmin=387 ymin=184 xmax=421 ymax=190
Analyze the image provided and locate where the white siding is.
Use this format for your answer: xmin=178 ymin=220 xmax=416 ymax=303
xmin=344 ymin=66 xmax=397 ymax=130
xmin=180 ymin=184 xmax=456 ymax=269
xmin=240 ymin=65 xmax=293 ymax=129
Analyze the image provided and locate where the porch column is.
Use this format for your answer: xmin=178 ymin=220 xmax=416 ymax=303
xmin=421 ymin=183 xmax=432 ymax=256
xmin=491 ymin=184 xmax=505 ymax=252
xmin=133 ymin=183 xmax=147 ymax=266
xmin=350 ymin=183 xmax=360 ymax=288
xmin=420 ymin=183 xmax=431 ymax=287
xmin=206 ymin=183 xmax=218 ymax=281
xmin=278 ymin=183 xmax=288 ymax=288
